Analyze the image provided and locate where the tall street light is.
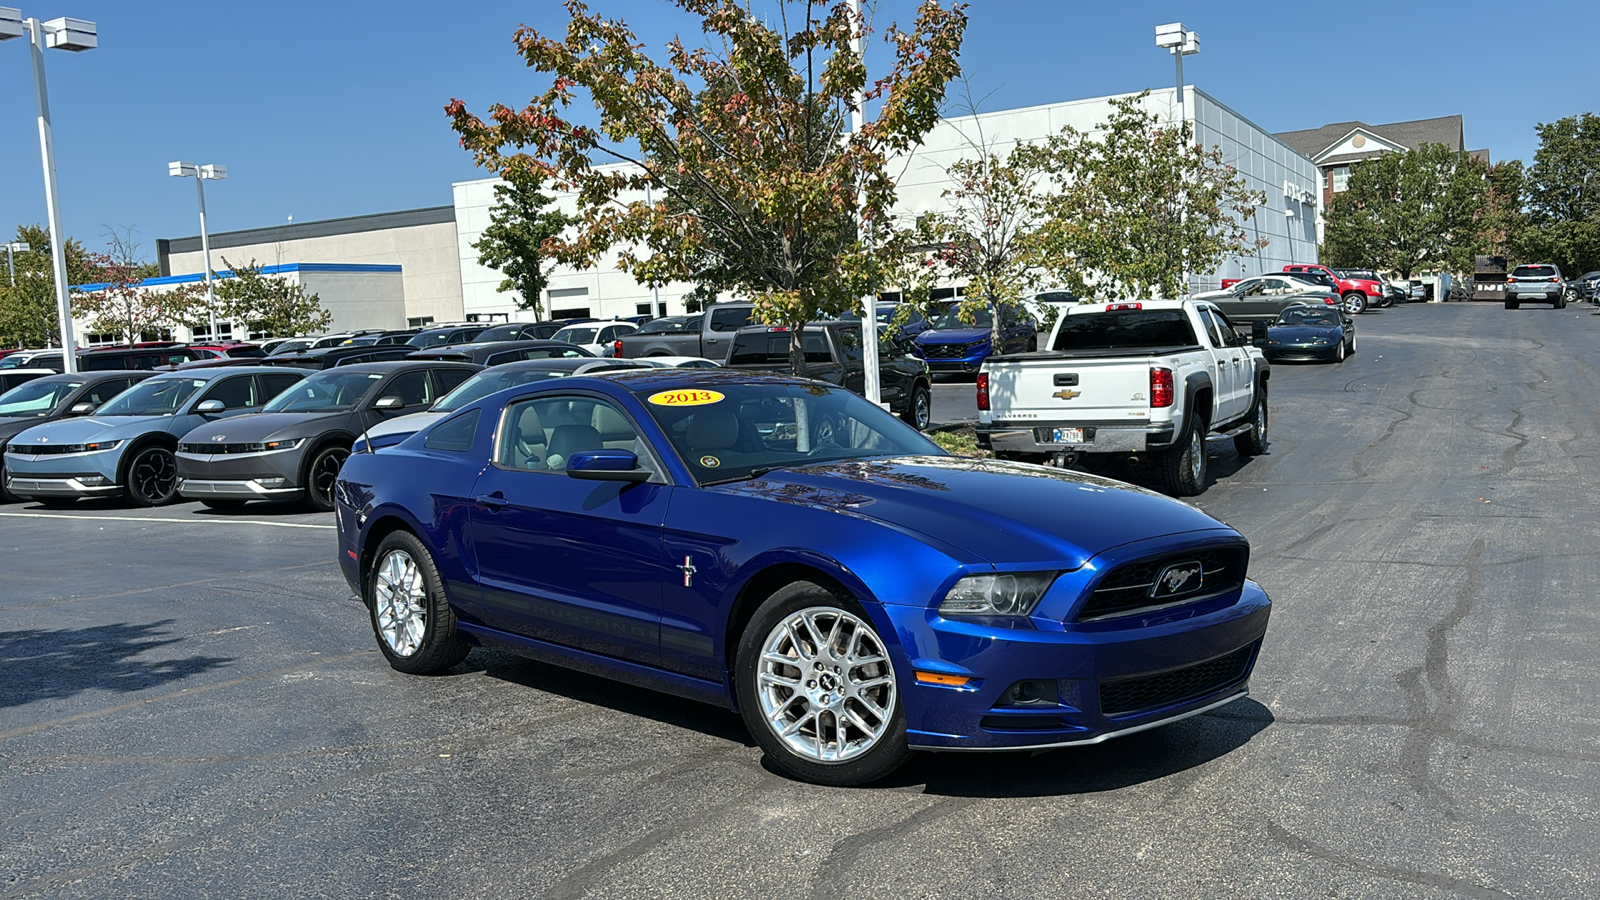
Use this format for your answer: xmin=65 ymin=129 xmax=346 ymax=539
xmin=5 ymin=241 xmax=27 ymax=286
xmin=169 ymin=161 xmax=227 ymax=340
xmin=1155 ymin=22 xmax=1199 ymax=295
xmin=2 ymin=8 xmax=97 ymax=372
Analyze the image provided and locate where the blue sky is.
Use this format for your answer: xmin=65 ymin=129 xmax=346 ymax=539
xmin=1 ymin=0 xmax=1595 ymax=262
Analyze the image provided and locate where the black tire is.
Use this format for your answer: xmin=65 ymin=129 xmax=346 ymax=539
xmin=734 ymin=580 xmax=910 ymax=786
xmin=366 ymin=530 xmax=470 ymax=675
xmin=1334 ymin=339 xmax=1347 ymax=363
xmin=303 ymin=444 xmax=351 ymax=512
xmin=1158 ymin=412 xmax=1209 ymax=497
xmin=1234 ymin=385 xmax=1268 ymax=457
xmin=1555 ymin=295 xmax=1567 ymax=309
xmin=1505 ymin=299 xmax=1519 ymax=310
xmin=902 ymin=383 xmax=932 ymax=431
xmin=201 ymin=499 xmax=248 ymax=510
xmin=1026 ymin=337 xmax=1038 ymax=352
xmin=122 ymin=444 xmax=179 ymax=507
xmin=1342 ymin=292 xmax=1367 ymax=315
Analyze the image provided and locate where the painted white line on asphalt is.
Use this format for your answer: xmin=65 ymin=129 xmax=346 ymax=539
xmin=0 ymin=511 xmax=336 ymax=530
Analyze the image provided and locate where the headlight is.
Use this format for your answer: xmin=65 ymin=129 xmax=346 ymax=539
xmin=81 ymin=440 xmax=121 ymax=452
xmin=938 ymin=572 xmax=1056 ymax=617
xmin=261 ymin=438 xmax=304 ymax=451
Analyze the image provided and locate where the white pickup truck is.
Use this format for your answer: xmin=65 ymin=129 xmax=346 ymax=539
xmin=975 ymin=299 xmax=1270 ymax=496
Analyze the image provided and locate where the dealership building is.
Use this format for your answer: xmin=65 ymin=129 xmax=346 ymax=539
xmin=127 ymin=85 xmax=1319 ymax=342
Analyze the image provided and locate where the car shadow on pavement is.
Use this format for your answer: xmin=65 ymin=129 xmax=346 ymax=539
xmin=897 ymin=698 xmax=1275 ymax=798
xmin=0 ymin=619 xmax=234 ymax=709
xmin=461 ymin=649 xmax=757 ymax=748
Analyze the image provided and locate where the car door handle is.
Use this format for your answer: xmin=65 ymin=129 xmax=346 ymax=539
xmin=474 ymin=492 xmax=509 ymax=511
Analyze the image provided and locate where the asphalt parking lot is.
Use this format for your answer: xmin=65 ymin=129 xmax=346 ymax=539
xmin=4 ymin=302 xmax=1598 ymax=898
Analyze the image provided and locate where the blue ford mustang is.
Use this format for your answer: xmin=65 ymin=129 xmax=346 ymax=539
xmin=335 ymin=369 xmax=1271 ymax=785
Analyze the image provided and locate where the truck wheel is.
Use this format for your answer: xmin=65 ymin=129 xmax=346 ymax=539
xmin=1234 ymin=385 xmax=1268 ymax=457
xmin=1159 ymin=414 xmax=1209 ymax=497
xmin=902 ymin=384 xmax=932 ymax=431
xmin=1342 ymin=292 xmax=1367 ymax=315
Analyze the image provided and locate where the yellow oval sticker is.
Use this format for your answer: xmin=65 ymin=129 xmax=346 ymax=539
xmin=647 ymin=389 xmax=725 ymax=407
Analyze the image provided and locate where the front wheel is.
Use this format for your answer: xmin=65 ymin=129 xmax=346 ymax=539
xmin=902 ymin=384 xmax=932 ymax=431
xmin=303 ymin=445 xmax=351 ymax=512
xmin=366 ymin=531 xmax=470 ymax=675
xmin=1234 ymin=385 xmax=1268 ymax=457
xmin=1342 ymin=292 xmax=1367 ymax=315
xmin=735 ymin=581 xmax=909 ymax=786
xmin=1158 ymin=414 xmax=1209 ymax=497
xmin=1334 ymin=339 xmax=1347 ymax=363
xmin=123 ymin=445 xmax=179 ymax=507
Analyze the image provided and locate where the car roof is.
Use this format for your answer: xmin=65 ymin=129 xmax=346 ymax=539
xmin=305 ymin=360 xmax=481 ymax=376
xmin=146 ymin=365 xmax=301 ymax=381
xmin=29 ymin=369 xmax=153 ymax=384
xmin=410 ymin=339 xmax=573 ymax=355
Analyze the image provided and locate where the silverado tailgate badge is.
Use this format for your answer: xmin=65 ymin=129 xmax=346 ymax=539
xmin=1150 ymin=560 xmax=1204 ymax=599
xmin=1052 ymin=389 xmax=1082 ymax=401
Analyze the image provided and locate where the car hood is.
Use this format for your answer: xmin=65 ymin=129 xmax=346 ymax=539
xmin=714 ymin=456 xmax=1232 ymax=568
xmin=6 ymin=414 xmax=173 ymax=446
xmin=1268 ymin=325 xmax=1339 ymax=341
xmin=182 ymin=411 xmax=352 ymax=444
xmin=916 ymin=327 xmax=991 ymax=345
xmin=0 ymin=416 xmax=55 ymax=443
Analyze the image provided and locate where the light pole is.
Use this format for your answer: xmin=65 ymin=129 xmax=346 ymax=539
xmin=2 ymin=9 xmax=96 ymax=371
xmin=1155 ymin=22 xmax=1199 ymax=295
xmin=169 ymin=161 xmax=227 ymax=340
xmin=847 ymin=0 xmax=882 ymax=406
xmin=4 ymin=241 xmax=27 ymax=286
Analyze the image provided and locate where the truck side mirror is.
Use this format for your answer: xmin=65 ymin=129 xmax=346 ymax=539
xmin=1251 ymin=321 xmax=1269 ymax=349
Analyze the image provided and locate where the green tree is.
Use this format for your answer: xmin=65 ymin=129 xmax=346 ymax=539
xmin=71 ymin=227 xmax=194 ymax=345
xmin=1323 ymin=143 xmax=1487 ymax=280
xmin=445 ymin=0 xmax=968 ymax=374
xmin=1520 ymin=113 xmax=1600 ymax=275
xmin=1030 ymin=93 xmax=1267 ymax=299
xmin=214 ymin=258 xmax=333 ymax=338
xmin=473 ymin=176 xmax=576 ymax=315
xmin=0 ymin=224 xmax=94 ymax=348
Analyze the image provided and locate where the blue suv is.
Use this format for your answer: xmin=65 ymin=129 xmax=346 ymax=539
xmin=913 ymin=302 xmax=1038 ymax=374
xmin=3 ymin=366 xmax=308 ymax=506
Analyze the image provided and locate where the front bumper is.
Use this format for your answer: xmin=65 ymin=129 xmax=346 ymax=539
xmin=3 ymin=447 xmax=124 ymax=497
xmin=916 ymin=347 xmax=989 ymax=373
xmin=1508 ymin=287 xmax=1560 ymax=301
xmin=1265 ymin=343 xmax=1338 ymax=361
xmin=977 ymin=420 xmax=1176 ymax=455
xmin=888 ymin=580 xmax=1272 ymax=750
xmin=175 ymin=450 xmax=306 ymax=500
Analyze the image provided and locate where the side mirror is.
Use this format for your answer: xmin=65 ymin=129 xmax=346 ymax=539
xmin=67 ymin=401 xmax=97 ymax=416
xmin=1251 ymin=321 xmax=1270 ymax=349
xmin=565 ymin=449 xmax=652 ymax=483
xmin=196 ymin=399 xmax=226 ymax=414
xmin=373 ymin=396 xmax=405 ymax=411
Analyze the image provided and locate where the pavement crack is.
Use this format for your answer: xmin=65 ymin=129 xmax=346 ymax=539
xmin=1349 ymin=403 xmax=1415 ymax=478
xmin=809 ymin=797 xmax=978 ymax=900
xmin=1263 ymin=820 xmax=1510 ymax=898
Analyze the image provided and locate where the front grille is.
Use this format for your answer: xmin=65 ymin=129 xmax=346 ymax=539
xmin=1074 ymin=544 xmax=1248 ymax=621
xmin=179 ymin=442 xmax=257 ymax=454
xmin=6 ymin=444 xmax=78 ymax=456
xmin=922 ymin=342 xmax=970 ymax=359
xmin=1099 ymin=642 xmax=1257 ymax=717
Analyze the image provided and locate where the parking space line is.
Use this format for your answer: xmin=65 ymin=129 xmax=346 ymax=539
xmin=0 ymin=511 xmax=335 ymax=530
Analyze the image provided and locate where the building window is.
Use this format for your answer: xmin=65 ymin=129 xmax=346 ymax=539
xmin=551 ymin=307 xmax=591 ymax=319
xmin=407 ymin=316 xmax=435 ymax=328
xmin=636 ymin=302 xmax=653 ymax=316
xmin=1331 ymin=166 xmax=1350 ymax=193
xmin=84 ymin=332 xmax=118 ymax=346
xmin=189 ymin=323 xmax=230 ymax=341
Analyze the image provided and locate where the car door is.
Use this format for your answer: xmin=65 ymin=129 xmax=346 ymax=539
xmin=176 ymin=373 xmax=261 ymax=437
xmin=468 ymin=391 xmax=669 ymax=664
xmin=1211 ymin=279 xmax=1259 ymax=321
xmin=1209 ymin=307 xmax=1255 ymax=419
xmin=1195 ymin=308 xmax=1244 ymax=423
xmin=702 ymin=306 xmax=752 ymax=362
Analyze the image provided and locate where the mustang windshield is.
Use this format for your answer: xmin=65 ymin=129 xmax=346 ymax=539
xmin=95 ymin=377 xmax=206 ymax=416
xmin=263 ymin=371 xmax=384 ymax=413
xmin=433 ymin=369 xmax=571 ymax=413
xmin=639 ymin=382 xmax=943 ymax=485
xmin=0 ymin=379 xmax=83 ymax=417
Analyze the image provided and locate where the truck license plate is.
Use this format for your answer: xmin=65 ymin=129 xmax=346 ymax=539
xmin=1052 ymin=427 xmax=1085 ymax=443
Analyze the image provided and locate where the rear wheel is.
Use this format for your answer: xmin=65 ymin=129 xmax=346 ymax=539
xmin=1555 ymin=294 xmax=1567 ymax=309
xmin=1505 ymin=299 xmax=1519 ymax=310
xmin=1159 ymin=413 xmax=1209 ymax=497
xmin=123 ymin=445 xmax=179 ymax=507
xmin=367 ymin=531 xmax=470 ymax=675
xmin=902 ymin=384 xmax=932 ymax=431
xmin=1233 ymin=385 xmax=1268 ymax=457
xmin=735 ymin=580 xmax=909 ymax=786
xmin=1342 ymin=292 xmax=1367 ymax=315
xmin=303 ymin=445 xmax=350 ymax=512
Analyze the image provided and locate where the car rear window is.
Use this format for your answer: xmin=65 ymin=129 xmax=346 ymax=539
xmin=1512 ymin=265 xmax=1557 ymax=278
xmin=728 ymin=331 xmax=832 ymax=365
xmin=1052 ymin=311 xmax=1200 ymax=352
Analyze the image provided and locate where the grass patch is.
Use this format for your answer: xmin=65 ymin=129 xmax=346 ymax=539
xmin=929 ymin=428 xmax=990 ymax=458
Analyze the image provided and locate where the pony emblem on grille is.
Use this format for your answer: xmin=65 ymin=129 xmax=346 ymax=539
xmin=1150 ymin=560 xmax=1204 ymax=598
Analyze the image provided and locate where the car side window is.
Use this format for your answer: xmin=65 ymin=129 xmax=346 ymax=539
xmin=383 ymin=371 xmax=433 ymax=407
xmin=198 ymin=375 xmax=258 ymax=410
xmin=434 ymin=368 xmax=474 ymax=394
xmin=495 ymin=395 xmax=650 ymax=474
xmin=1208 ymin=309 xmax=1243 ymax=347
xmin=424 ymin=409 xmax=480 ymax=453
xmin=837 ymin=327 xmax=863 ymax=363
xmin=1196 ymin=309 xmax=1228 ymax=348
xmin=486 ymin=351 xmax=519 ymax=366
xmin=708 ymin=307 xmax=752 ymax=332
xmin=84 ymin=378 xmax=135 ymax=405
xmin=258 ymin=373 xmax=304 ymax=400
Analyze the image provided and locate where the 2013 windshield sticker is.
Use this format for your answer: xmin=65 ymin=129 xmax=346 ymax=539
xmin=699 ymin=455 xmax=721 ymax=468
xmin=648 ymin=389 xmax=725 ymax=407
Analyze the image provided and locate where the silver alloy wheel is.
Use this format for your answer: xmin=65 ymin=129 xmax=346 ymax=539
xmin=913 ymin=389 xmax=931 ymax=430
xmin=1189 ymin=430 xmax=1204 ymax=483
xmin=1255 ymin=399 xmax=1268 ymax=441
xmin=755 ymin=606 xmax=897 ymax=764
xmin=374 ymin=549 xmax=427 ymax=657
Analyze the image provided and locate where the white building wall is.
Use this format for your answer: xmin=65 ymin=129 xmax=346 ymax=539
xmin=452 ymin=86 xmax=1321 ymax=313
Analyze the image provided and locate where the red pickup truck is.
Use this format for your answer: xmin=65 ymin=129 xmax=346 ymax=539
xmin=1283 ymin=264 xmax=1385 ymax=314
